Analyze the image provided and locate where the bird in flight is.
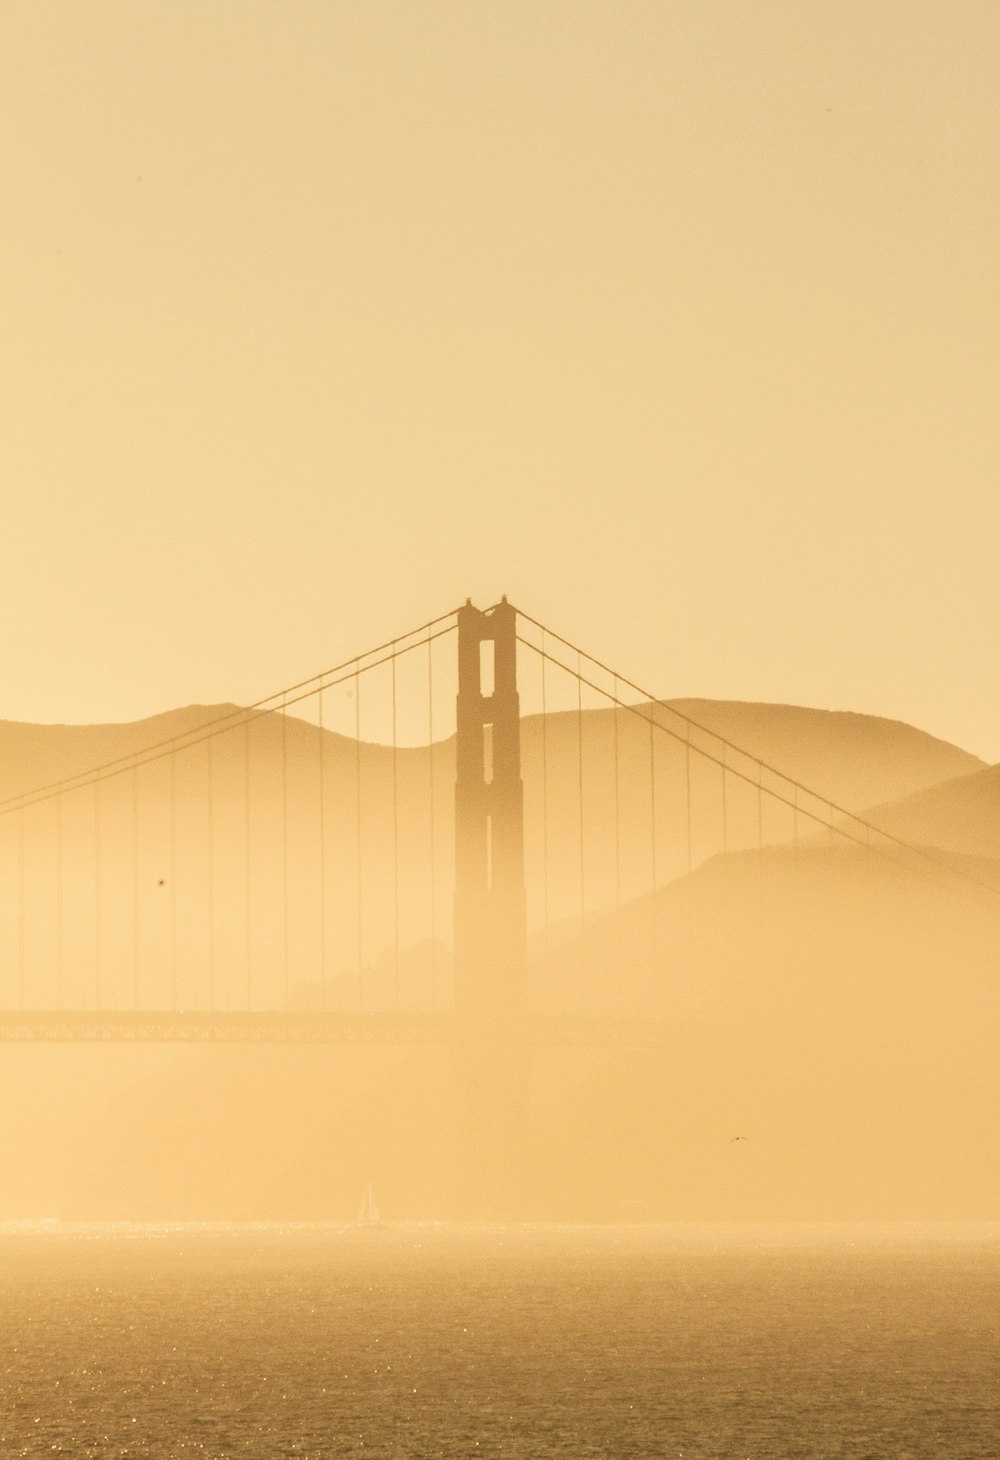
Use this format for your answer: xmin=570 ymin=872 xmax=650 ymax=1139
xmin=730 ymin=1135 xmax=748 ymax=1142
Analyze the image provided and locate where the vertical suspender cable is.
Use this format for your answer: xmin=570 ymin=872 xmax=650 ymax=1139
xmin=613 ymin=675 xmax=621 ymax=911
xmin=721 ymin=747 xmax=729 ymax=975
xmin=355 ymin=665 xmax=363 ymax=1006
xmin=318 ymin=677 xmax=327 ymax=1011
xmin=132 ymin=759 xmax=139 ymax=1009
xmin=541 ymin=633 xmax=549 ymax=966
xmin=427 ymin=629 xmax=436 ymax=1011
xmin=207 ymin=732 xmax=215 ymax=1013
xmin=648 ymin=703 xmax=658 ymax=990
xmin=648 ymin=707 xmax=656 ymax=892
xmin=17 ymin=806 xmax=24 ymax=1010
xmin=720 ymin=742 xmax=729 ymax=950
xmin=790 ymin=784 xmax=801 ymax=952
xmin=577 ymin=652 xmax=585 ymax=955
xmin=55 ymin=794 xmax=63 ymax=1010
xmin=244 ymin=715 xmax=252 ymax=1011
xmin=721 ymin=743 xmax=728 ymax=857
xmin=392 ymin=646 xmax=400 ymax=1007
xmin=756 ymin=762 xmax=765 ymax=950
xmin=282 ymin=692 xmax=290 ymax=1011
xmin=613 ymin=674 xmax=622 ymax=1015
xmin=686 ymin=730 xmax=694 ymax=989
xmin=685 ymin=731 xmax=693 ymax=879
xmin=94 ymin=781 xmax=101 ymax=1009
xmin=169 ymin=746 xmax=178 ymax=1010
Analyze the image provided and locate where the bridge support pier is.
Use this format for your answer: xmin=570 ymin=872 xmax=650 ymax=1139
xmin=453 ymin=597 xmax=529 ymax=1218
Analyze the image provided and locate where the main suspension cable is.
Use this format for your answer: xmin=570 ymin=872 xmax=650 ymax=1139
xmin=0 ymin=611 xmax=461 ymax=817
xmin=0 ymin=625 xmax=458 ymax=822
xmin=515 ymin=608 xmax=997 ymax=899
xmin=517 ymin=635 xmax=1000 ymax=906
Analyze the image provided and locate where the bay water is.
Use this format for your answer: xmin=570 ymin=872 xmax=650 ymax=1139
xmin=1 ymin=1223 xmax=997 ymax=1457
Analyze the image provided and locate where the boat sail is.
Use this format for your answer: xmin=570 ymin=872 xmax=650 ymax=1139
xmin=356 ymin=1180 xmax=381 ymax=1228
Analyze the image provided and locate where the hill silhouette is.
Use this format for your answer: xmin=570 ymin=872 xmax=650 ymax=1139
xmin=0 ymin=697 xmax=984 ymax=1013
xmin=842 ymin=762 xmax=1000 ymax=861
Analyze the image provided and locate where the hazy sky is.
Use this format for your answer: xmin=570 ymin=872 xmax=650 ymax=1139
xmin=3 ymin=1 xmax=998 ymax=757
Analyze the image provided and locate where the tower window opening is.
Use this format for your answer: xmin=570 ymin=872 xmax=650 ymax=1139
xmin=485 ymin=813 xmax=493 ymax=891
xmin=479 ymin=639 xmax=495 ymax=698
xmin=483 ymin=723 xmax=494 ymax=785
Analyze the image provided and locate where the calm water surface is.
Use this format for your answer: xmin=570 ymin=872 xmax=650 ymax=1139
xmin=1 ymin=1223 xmax=997 ymax=1457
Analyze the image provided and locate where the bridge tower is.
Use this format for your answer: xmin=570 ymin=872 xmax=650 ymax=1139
xmin=454 ymin=596 xmax=527 ymax=1019
xmin=453 ymin=596 xmax=528 ymax=1214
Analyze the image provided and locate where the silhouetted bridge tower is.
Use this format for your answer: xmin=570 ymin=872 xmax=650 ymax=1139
xmin=454 ymin=596 xmax=526 ymax=1026
xmin=453 ymin=598 xmax=529 ymax=1210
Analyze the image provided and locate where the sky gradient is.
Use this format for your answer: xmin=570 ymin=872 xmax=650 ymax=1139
xmin=3 ymin=1 xmax=998 ymax=757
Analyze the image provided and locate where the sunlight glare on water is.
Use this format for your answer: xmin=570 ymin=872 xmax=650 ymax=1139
xmin=1 ymin=1223 xmax=997 ymax=1458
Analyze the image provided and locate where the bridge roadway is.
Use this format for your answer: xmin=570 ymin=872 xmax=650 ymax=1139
xmin=0 ymin=1010 xmax=670 ymax=1045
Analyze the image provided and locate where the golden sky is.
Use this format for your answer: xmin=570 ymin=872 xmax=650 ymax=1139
xmin=2 ymin=1 xmax=997 ymax=756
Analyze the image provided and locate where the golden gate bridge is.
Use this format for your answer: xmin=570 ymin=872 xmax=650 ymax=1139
xmin=0 ymin=596 xmax=992 ymax=1050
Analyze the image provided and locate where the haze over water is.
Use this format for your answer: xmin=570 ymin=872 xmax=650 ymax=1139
xmin=2 ymin=1223 xmax=997 ymax=1459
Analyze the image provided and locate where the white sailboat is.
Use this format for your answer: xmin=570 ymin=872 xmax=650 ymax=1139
xmin=356 ymin=1180 xmax=381 ymax=1229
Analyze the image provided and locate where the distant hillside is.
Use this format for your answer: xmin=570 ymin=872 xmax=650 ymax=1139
xmin=529 ymin=840 xmax=1000 ymax=1019
xmin=0 ymin=699 xmax=985 ymax=1013
xmin=0 ymin=696 xmax=981 ymax=829
xmin=519 ymin=699 xmax=984 ymax=931
xmin=843 ymin=762 xmax=1000 ymax=861
xmin=661 ymin=698 xmax=982 ymax=809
